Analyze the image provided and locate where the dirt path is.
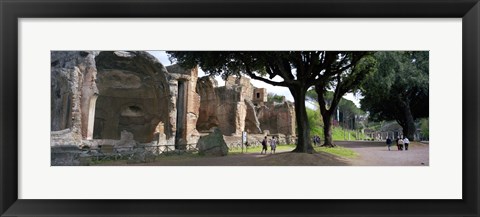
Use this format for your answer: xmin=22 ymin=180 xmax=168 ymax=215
xmin=97 ymin=141 xmax=428 ymax=166
xmin=98 ymin=150 xmax=350 ymax=166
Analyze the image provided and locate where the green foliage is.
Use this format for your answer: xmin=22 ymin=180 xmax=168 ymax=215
xmin=313 ymin=53 xmax=376 ymax=144
xmin=168 ymin=51 xmax=378 ymax=152
xmin=331 ymin=127 xmax=365 ymax=141
xmin=229 ymin=143 xmax=359 ymax=159
xmin=360 ymin=51 xmax=429 ymax=122
xmin=332 ymin=127 xmax=347 ymax=140
xmin=167 ymin=51 xmax=375 ymax=88
xmin=307 ymin=107 xmax=323 ymax=135
xmin=306 ymin=89 xmax=367 ymax=133
xmin=420 ymin=118 xmax=429 ymax=139
xmin=366 ymin=121 xmax=383 ymax=130
xmin=325 ymin=53 xmax=377 ymax=95
xmin=228 ymin=144 xmax=296 ymax=154
xmin=307 ymin=107 xmax=367 ymax=141
xmin=306 ymin=89 xmax=364 ymax=115
xmin=167 ymin=52 xmax=266 ymax=79
xmin=267 ymin=93 xmax=285 ymax=103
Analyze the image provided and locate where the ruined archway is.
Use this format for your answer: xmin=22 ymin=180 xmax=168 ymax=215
xmin=51 ymin=73 xmax=73 ymax=131
xmin=93 ymin=51 xmax=171 ymax=143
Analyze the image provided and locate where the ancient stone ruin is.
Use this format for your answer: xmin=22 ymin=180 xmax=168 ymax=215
xmin=196 ymin=76 xmax=296 ymax=138
xmin=51 ymin=51 xmax=296 ymax=165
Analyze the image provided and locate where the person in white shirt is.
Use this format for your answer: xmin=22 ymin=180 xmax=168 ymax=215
xmin=270 ymin=136 xmax=277 ymax=154
xmin=403 ymin=137 xmax=410 ymax=151
xmin=398 ymin=137 xmax=404 ymax=151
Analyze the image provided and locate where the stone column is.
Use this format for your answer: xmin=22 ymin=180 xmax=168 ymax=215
xmin=80 ymin=53 xmax=99 ymax=140
xmin=86 ymin=94 xmax=98 ymax=140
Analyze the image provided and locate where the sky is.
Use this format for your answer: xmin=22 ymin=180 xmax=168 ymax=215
xmin=147 ymin=51 xmax=361 ymax=108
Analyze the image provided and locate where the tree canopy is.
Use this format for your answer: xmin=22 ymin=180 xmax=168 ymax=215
xmin=168 ymin=51 xmax=374 ymax=153
xmin=306 ymin=90 xmax=364 ymax=117
xmin=267 ymin=93 xmax=285 ymax=103
xmin=305 ymin=56 xmax=375 ymax=148
xmin=360 ymin=51 xmax=429 ymax=140
xmin=306 ymin=90 xmax=367 ymax=133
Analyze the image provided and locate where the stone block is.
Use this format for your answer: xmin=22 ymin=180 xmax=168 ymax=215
xmin=197 ymin=128 xmax=229 ymax=156
xmin=51 ymin=145 xmax=82 ymax=166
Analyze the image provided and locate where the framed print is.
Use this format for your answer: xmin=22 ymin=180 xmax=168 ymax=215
xmin=1 ymin=0 xmax=479 ymax=216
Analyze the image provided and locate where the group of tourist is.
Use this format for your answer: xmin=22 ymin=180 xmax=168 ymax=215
xmin=385 ymin=136 xmax=410 ymax=151
xmin=261 ymin=136 xmax=279 ymax=154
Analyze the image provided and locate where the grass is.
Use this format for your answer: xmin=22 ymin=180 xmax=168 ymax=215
xmin=311 ymin=126 xmax=370 ymax=141
xmin=331 ymin=127 xmax=368 ymax=141
xmin=228 ymin=144 xmax=296 ymax=154
xmin=314 ymin=146 xmax=359 ymax=159
xmin=229 ymin=143 xmax=358 ymax=160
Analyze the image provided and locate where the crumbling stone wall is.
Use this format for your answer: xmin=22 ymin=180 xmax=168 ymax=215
xmin=252 ymin=88 xmax=267 ymax=106
xmin=244 ymin=100 xmax=262 ymax=134
xmin=93 ymin=51 xmax=171 ymax=143
xmin=51 ymin=51 xmax=100 ymax=147
xmin=195 ymin=77 xmax=220 ymax=131
xmin=166 ymin=64 xmax=201 ymax=146
xmin=51 ymin=51 xmax=295 ymax=156
xmin=51 ymin=51 xmax=207 ymax=165
xmin=225 ymin=76 xmax=256 ymax=101
xmin=196 ymin=76 xmax=295 ymax=137
xmin=196 ymin=77 xmax=251 ymax=136
xmin=257 ymin=101 xmax=296 ymax=136
xmin=215 ymin=85 xmax=246 ymax=135
xmin=197 ymin=77 xmax=246 ymax=135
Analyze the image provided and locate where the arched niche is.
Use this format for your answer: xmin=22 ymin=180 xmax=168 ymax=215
xmin=92 ymin=51 xmax=171 ymax=143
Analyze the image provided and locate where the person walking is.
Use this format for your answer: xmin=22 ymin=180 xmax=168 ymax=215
xmin=316 ymin=136 xmax=321 ymax=146
xmin=398 ymin=136 xmax=405 ymax=151
xmin=261 ymin=136 xmax=268 ymax=155
xmin=386 ymin=137 xmax=392 ymax=151
xmin=270 ymin=136 xmax=277 ymax=154
xmin=403 ymin=137 xmax=410 ymax=151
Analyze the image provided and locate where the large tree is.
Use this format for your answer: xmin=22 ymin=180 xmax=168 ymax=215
xmin=305 ymin=53 xmax=375 ymax=147
xmin=360 ymin=51 xmax=429 ymax=140
xmin=316 ymin=53 xmax=376 ymax=147
xmin=167 ymin=51 xmax=371 ymax=153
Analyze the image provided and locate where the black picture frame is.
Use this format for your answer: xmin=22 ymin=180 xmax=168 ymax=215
xmin=1 ymin=0 xmax=479 ymax=216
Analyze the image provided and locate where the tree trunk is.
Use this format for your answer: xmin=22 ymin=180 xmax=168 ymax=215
xmin=402 ymin=103 xmax=416 ymax=141
xmin=321 ymin=111 xmax=336 ymax=147
xmin=290 ymin=86 xmax=314 ymax=153
xmin=315 ymin=84 xmax=341 ymax=148
xmin=396 ymin=100 xmax=416 ymax=141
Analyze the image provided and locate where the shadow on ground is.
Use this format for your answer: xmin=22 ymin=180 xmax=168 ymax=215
xmin=96 ymin=151 xmax=351 ymax=166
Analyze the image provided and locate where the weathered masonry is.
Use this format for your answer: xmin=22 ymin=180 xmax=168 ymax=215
xmin=196 ymin=76 xmax=296 ymax=137
xmin=51 ymin=51 xmax=296 ymax=155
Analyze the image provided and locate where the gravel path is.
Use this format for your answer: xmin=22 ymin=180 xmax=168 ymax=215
xmin=336 ymin=141 xmax=429 ymax=166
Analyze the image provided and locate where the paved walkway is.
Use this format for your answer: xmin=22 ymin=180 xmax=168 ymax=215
xmin=336 ymin=141 xmax=429 ymax=166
